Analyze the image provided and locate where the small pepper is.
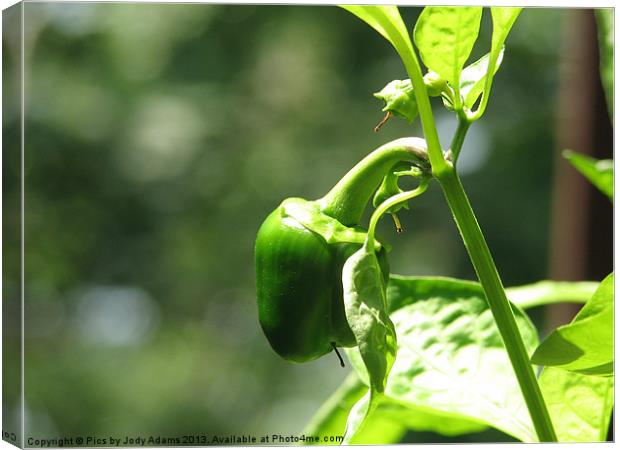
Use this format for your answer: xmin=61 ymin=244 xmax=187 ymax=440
xmin=255 ymin=138 xmax=429 ymax=363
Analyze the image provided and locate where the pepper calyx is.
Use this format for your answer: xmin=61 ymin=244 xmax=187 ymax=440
xmin=281 ymin=198 xmax=384 ymax=251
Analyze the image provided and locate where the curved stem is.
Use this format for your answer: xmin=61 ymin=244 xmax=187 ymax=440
xmin=319 ymin=137 xmax=429 ymax=226
xmin=438 ymin=167 xmax=557 ymax=442
xmin=367 ymin=177 xmax=430 ymax=250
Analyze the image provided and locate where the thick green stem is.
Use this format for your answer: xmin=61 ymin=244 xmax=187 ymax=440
xmin=399 ymin=53 xmax=449 ymax=178
xmin=319 ymin=137 xmax=428 ymax=226
xmin=438 ymin=168 xmax=557 ymax=442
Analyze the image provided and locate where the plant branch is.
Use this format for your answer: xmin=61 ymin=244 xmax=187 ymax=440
xmin=438 ymin=168 xmax=557 ymax=442
xmin=398 ymin=52 xmax=449 ymax=178
xmin=449 ymin=116 xmax=471 ymax=163
xmin=367 ymin=177 xmax=430 ymax=250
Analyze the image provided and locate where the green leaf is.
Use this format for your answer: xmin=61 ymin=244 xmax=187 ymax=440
xmin=339 ymin=5 xmax=413 ymax=64
xmin=469 ymin=7 xmax=522 ymax=119
xmin=342 ymin=391 xmax=378 ymax=444
xmin=531 ymin=273 xmax=614 ymax=376
xmin=413 ymin=7 xmax=483 ymax=92
xmin=342 ymin=243 xmax=397 ymax=394
xmin=540 ymin=367 xmax=614 ymax=441
xmin=347 ymin=398 xmax=408 ymax=444
xmin=308 ymin=277 xmax=603 ymax=442
xmin=302 ymin=373 xmax=366 ymax=444
xmin=563 ymin=150 xmax=613 ymax=200
xmin=460 ymin=47 xmax=505 ymax=109
xmin=372 ymin=396 xmax=487 ymax=437
xmin=304 ymin=371 xmax=478 ymax=445
xmin=347 ymin=276 xmax=539 ymax=441
xmin=373 ymin=80 xmax=418 ymax=123
xmin=490 ymin=7 xmax=522 ymax=49
xmin=303 ymin=373 xmax=406 ymax=445
xmin=595 ymin=9 xmax=613 ymax=117
xmin=505 ymin=280 xmax=599 ymax=309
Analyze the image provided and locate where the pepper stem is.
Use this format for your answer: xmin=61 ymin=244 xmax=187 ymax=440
xmin=318 ymin=138 xmax=429 ymax=226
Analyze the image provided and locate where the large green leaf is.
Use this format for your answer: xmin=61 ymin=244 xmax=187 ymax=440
xmin=346 ymin=276 xmax=539 ymax=442
xmin=563 ymin=150 xmax=613 ymax=201
xmin=532 ymin=273 xmax=613 ymax=376
xmin=595 ymin=9 xmax=613 ymax=117
xmin=540 ymin=367 xmax=614 ymax=441
xmin=413 ymin=7 xmax=483 ymax=92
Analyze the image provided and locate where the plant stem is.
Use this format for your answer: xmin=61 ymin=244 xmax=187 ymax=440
xmin=438 ymin=167 xmax=557 ymax=442
xmin=449 ymin=117 xmax=470 ymax=163
xmin=367 ymin=178 xmax=429 ymax=250
xmin=318 ymin=137 xmax=429 ymax=226
xmin=399 ymin=52 xmax=449 ymax=178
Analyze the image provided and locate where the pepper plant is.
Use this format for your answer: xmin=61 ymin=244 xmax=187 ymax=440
xmin=255 ymin=5 xmax=613 ymax=444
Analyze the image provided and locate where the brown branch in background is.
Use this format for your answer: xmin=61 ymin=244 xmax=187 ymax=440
xmin=547 ymin=10 xmax=613 ymax=331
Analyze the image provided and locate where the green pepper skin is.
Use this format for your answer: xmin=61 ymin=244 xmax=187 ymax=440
xmin=256 ymin=203 xmax=388 ymax=363
xmin=255 ymin=138 xmax=428 ymax=363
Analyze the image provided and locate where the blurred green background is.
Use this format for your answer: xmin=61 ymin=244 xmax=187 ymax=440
xmin=2 ymin=3 xmax=612 ymax=445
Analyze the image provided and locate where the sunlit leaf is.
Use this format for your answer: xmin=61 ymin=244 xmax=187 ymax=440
xmin=342 ymin=244 xmax=397 ymax=393
xmin=346 ymin=276 xmax=539 ymax=442
xmin=540 ymin=367 xmax=614 ymax=441
xmin=303 ymin=371 xmax=479 ymax=444
xmin=532 ymin=273 xmax=613 ymax=376
xmin=470 ymin=7 xmax=522 ymax=118
xmin=460 ymin=47 xmax=505 ymax=109
xmin=491 ymin=7 xmax=522 ymax=50
xmin=413 ymin=7 xmax=483 ymax=91
xmin=340 ymin=242 xmax=397 ymax=442
xmin=563 ymin=150 xmax=613 ymax=200
xmin=342 ymin=391 xmax=376 ymax=444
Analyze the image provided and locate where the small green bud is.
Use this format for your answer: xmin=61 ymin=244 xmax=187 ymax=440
xmin=373 ymin=79 xmax=418 ymax=123
xmin=423 ymin=71 xmax=448 ymax=97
